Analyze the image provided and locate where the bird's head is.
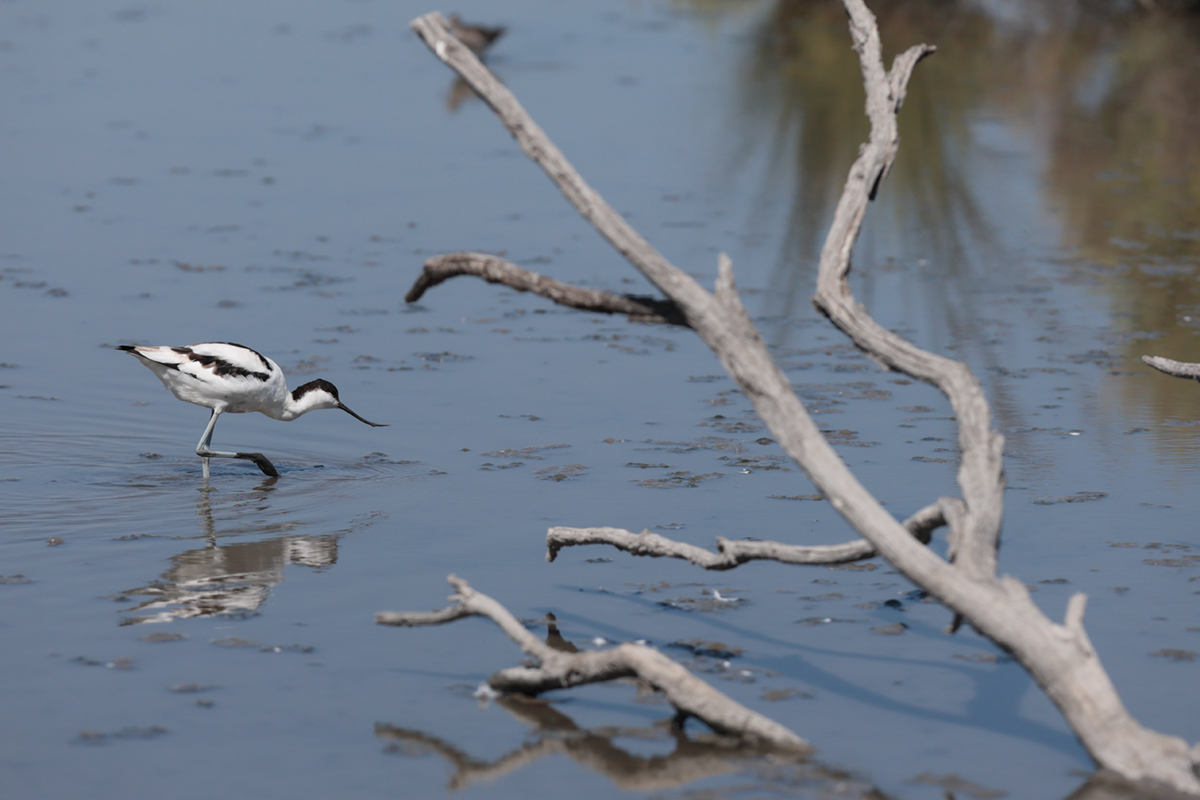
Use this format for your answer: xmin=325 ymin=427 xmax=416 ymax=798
xmin=290 ymin=379 xmax=387 ymax=426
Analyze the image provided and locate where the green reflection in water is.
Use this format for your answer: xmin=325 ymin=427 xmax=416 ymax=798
xmin=1001 ymin=9 xmax=1200 ymax=446
xmin=1038 ymin=12 xmax=1200 ymax=434
xmin=695 ymin=0 xmax=1200 ymax=452
xmin=733 ymin=1 xmax=1002 ymax=311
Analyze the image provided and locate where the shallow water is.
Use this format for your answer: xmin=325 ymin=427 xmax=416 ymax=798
xmin=2 ymin=1 xmax=1199 ymax=798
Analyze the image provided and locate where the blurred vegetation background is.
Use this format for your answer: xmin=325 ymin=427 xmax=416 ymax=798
xmin=680 ymin=0 xmax=1200 ymax=425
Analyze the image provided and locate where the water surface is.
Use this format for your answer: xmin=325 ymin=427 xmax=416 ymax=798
xmin=2 ymin=1 xmax=1199 ymax=798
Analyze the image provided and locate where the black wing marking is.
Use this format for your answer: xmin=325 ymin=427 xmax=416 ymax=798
xmin=172 ymin=345 xmax=271 ymax=382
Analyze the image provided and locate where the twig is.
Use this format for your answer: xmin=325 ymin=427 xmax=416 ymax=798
xmin=407 ymin=252 xmax=686 ymax=325
xmin=376 ymin=576 xmax=811 ymax=752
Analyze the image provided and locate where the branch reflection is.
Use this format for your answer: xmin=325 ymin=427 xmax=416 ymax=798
xmin=376 ymin=695 xmax=881 ymax=795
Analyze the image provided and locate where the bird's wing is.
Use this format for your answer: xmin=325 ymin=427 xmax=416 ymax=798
xmin=124 ymin=344 xmax=276 ymax=383
xmin=178 ymin=343 xmax=277 ymax=382
xmin=185 ymin=343 xmax=277 ymax=378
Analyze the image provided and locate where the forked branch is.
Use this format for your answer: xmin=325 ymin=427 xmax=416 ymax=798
xmin=407 ymin=6 xmax=1200 ymax=791
xmin=1142 ymin=354 xmax=1200 ymax=381
xmin=376 ymin=576 xmax=811 ymax=752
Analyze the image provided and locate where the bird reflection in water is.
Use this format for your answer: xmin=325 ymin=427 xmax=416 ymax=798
xmin=117 ymin=479 xmax=340 ymax=625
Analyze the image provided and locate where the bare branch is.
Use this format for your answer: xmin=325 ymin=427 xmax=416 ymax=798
xmin=1141 ymin=354 xmax=1200 ymax=381
xmin=407 ymin=4 xmax=1200 ymax=790
xmin=376 ymin=576 xmax=811 ymax=753
xmin=814 ymin=0 xmax=1002 ymax=588
xmin=546 ymin=502 xmax=948 ymax=569
xmin=374 ymin=604 xmax=473 ymax=627
xmin=406 ymin=252 xmax=686 ymax=325
xmin=546 ymin=526 xmax=875 ymax=569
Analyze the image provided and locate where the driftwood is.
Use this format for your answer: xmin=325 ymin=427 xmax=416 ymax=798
xmin=376 ymin=575 xmax=810 ymax=753
xmin=1142 ymin=354 xmax=1200 ymax=382
xmin=403 ymin=5 xmax=1200 ymax=793
xmin=546 ymin=501 xmax=948 ymax=569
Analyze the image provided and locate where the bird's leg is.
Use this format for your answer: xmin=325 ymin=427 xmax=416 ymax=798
xmin=195 ymin=410 xmax=280 ymax=478
xmin=197 ymin=409 xmax=220 ymax=451
xmin=197 ymin=410 xmax=216 ymax=479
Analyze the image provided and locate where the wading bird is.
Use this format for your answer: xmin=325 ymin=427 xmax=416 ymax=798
xmin=118 ymin=342 xmax=386 ymax=477
xmin=448 ymin=14 xmax=505 ymax=56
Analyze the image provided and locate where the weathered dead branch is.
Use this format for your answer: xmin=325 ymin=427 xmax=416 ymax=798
xmin=1141 ymin=354 xmax=1200 ymax=381
xmin=376 ymin=575 xmax=811 ymax=753
xmin=812 ymin=9 xmax=1001 ymax=593
xmin=406 ymin=6 xmax=1200 ymax=791
xmin=545 ymin=501 xmax=948 ymax=569
xmin=406 ymin=252 xmax=686 ymax=324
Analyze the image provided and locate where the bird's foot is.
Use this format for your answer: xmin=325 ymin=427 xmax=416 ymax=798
xmin=196 ymin=447 xmax=279 ymax=477
xmin=236 ymin=452 xmax=279 ymax=477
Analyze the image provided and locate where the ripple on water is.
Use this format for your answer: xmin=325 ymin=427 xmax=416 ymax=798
xmin=0 ymin=428 xmax=441 ymax=542
xmin=3 ymin=428 xmax=442 ymax=627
